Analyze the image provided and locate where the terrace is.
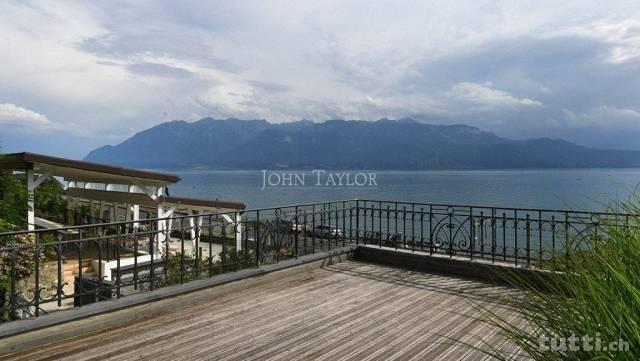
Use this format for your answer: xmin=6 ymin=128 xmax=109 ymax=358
xmin=0 ymin=199 xmax=631 ymax=359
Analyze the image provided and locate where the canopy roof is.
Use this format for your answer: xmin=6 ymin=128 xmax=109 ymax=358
xmin=66 ymin=188 xmax=246 ymax=211
xmin=0 ymin=152 xmax=180 ymax=186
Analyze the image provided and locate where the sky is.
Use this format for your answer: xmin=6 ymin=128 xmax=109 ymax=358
xmin=1 ymin=0 xmax=640 ymax=158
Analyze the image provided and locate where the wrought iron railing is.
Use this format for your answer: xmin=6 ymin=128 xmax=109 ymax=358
xmin=0 ymin=199 xmax=634 ymax=322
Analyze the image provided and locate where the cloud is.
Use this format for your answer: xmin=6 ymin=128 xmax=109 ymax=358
xmin=126 ymin=62 xmax=193 ymax=78
xmin=0 ymin=103 xmax=52 ymax=127
xmin=564 ymin=19 xmax=640 ymax=64
xmin=563 ymin=106 xmax=640 ymax=129
xmin=450 ymin=82 xmax=543 ymax=108
xmin=2 ymin=1 xmax=640 ymax=155
xmin=248 ymin=80 xmax=290 ymax=93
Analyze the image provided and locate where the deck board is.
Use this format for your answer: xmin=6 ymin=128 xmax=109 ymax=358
xmin=3 ymin=261 xmax=525 ymax=360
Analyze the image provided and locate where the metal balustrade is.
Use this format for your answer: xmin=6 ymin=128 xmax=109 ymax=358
xmin=0 ymin=199 xmax=634 ymax=322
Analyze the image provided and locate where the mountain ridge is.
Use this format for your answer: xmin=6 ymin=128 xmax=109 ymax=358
xmin=85 ymin=118 xmax=640 ymax=170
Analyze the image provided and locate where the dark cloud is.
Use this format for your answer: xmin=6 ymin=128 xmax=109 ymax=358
xmin=77 ymin=33 xmax=241 ymax=73
xmin=397 ymin=35 xmax=640 ymax=149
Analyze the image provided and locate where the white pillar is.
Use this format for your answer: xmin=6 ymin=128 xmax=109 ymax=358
xmin=125 ymin=203 xmax=131 ymax=224
xmin=113 ymin=202 xmax=121 ymax=223
xmin=189 ymin=211 xmax=198 ymax=251
xmin=98 ymin=200 xmax=105 ymax=222
xmin=156 ymin=186 xmax=165 ymax=256
xmin=132 ymin=205 xmax=140 ymax=230
xmin=197 ymin=215 xmax=203 ymax=255
xmin=26 ymin=169 xmax=35 ymax=231
xmin=235 ymin=213 xmax=243 ymax=251
xmin=25 ymin=169 xmax=50 ymax=231
xmin=188 ymin=212 xmax=204 ymax=253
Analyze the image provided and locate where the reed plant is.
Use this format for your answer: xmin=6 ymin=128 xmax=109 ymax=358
xmin=470 ymin=201 xmax=639 ymax=360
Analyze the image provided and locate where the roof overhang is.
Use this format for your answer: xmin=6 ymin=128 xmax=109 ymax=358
xmin=67 ymin=188 xmax=246 ymax=212
xmin=0 ymin=152 xmax=180 ymax=187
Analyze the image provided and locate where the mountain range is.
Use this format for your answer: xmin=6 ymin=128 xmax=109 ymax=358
xmin=85 ymin=118 xmax=640 ymax=170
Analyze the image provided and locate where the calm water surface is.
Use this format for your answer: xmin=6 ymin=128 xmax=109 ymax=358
xmin=169 ymin=169 xmax=640 ymax=211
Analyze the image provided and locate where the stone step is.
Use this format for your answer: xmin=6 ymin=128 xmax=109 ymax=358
xmin=62 ymin=260 xmax=92 ymax=267
xmin=62 ymin=266 xmax=94 ymax=274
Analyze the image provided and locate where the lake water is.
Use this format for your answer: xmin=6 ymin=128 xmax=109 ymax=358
xmin=169 ymin=169 xmax=640 ymax=212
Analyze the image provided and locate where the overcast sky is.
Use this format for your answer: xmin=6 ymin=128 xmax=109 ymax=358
xmin=1 ymin=1 xmax=640 ymax=158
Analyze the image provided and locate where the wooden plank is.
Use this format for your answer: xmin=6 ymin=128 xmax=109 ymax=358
xmin=2 ymin=261 xmax=518 ymax=361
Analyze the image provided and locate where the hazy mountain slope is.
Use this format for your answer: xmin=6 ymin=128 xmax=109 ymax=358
xmin=85 ymin=118 xmax=640 ymax=169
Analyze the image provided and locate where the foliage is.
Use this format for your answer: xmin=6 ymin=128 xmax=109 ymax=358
xmin=0 ymin=151 xmax=62 ymax=290
xmin=0 ymin=220 xmax=40 ymax=289
xmin=33 ymin=179 xmax=67 ymax=224
xmin=469 ymin=200 xmax=640 ymax=360
xmin=159 ymin=247 xmax=255 ymax=287
xmin=159 ymin=251 xmax=208 ymax=286
xmin=0 ymin=172 xmax=67 ymax=230
xmin=0 ymin=171 xmax=26 ymax=230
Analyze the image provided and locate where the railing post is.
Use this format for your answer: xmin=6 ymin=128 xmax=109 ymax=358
xmin=420 ymin=208 xmax=424 ymax=252
xmin=411 ymin=204 xmax=415 ymax=252
xmin=378 ymin=201 xmax=383 ymax=247
xmin=256 ymin=210 xmax=260 ymax=267
xmin=551 ymin=215 xmax=556 ymax=271
xmin=208 ymin=215 xmax=213 ymax=277
xmin=564 ymin=211 xmax=570 ymax=268
xmin=429 ymin=205 xmax=433 ymax=255
xmin=326 ymin=204 xmax=332 ymax=251
xmin=342 ymin=201 xmax=346 ymax=247
xmin=133 ymin=225 xmax=139 ymax=290
xmin=386 ymin=205 xmax=390 ymax=247
xmin=355 ymin=201 xmax=360 ymax=245
xmin=480 ymin=211 xmax=484 ymax=259
xmin=150 ymin=220 xmax=156 ymax=291
xmin=395 ymin=202 xmax=398 ymax=249
xmin=294 ymin=206 xmax=299 ymax=259
xmin=243 ymin=215 xmax=249 ymax=267
xmin=116 ymin=230 xmax=121 ymax=299
xmin=526 ymin=214 xmax=531 ymax=267
xmin=514 ymin=210 xmax=518 ymax=267
xmin=370 ymin=204 xmax=374 ymax=246
xmin=179 ymin=217 xmax=185 ymax=284
xmin=362 ymin=206 xmax=367 ymax=246
xmin=336 ymin=204 xmax=340 ymax=247
xmin=56 ymin=235 xmax=62 ymax=307
xmin=34 ymin=233 xmax=40 ymax=317
xmin=10 ymin=237 xmax=16 ymax=318
xmin=403 ymin=206 xmax=407 ymax=249
xmin=470 ymin=207 xmax=474 ymax=260
xmin=502 ymin=212 xmax=507 ymax=262
xmin=491 ymin=208 xmax=496 ymax=264
xmin=77 ymin=237 xmax=84 ymax=307
xmin=312 ymin=205 xmax=316 ymax=252
xmin=448 ymin=208 xmax=453 ymax=258
xmin=538 ymin=210 xmax=543 ymax=268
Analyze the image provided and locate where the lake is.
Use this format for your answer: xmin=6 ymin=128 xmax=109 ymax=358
xmin=169 ymin=169 xmax=640 ymax=212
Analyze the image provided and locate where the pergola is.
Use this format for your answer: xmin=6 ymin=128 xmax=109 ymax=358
xmin=0 ymin=152 xmax=245 ymax=253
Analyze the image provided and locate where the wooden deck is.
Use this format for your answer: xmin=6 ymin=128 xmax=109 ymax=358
xmin=4 ymin=261 xmax=524 ymax=360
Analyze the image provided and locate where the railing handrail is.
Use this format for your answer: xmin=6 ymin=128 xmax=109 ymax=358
xmin=0 ymin=199 xmax=356 ymax=237
xmin=358 ymin=199 xmax=635 ymax=217
xmin=1 ymin=198 xmax=635 ymax=238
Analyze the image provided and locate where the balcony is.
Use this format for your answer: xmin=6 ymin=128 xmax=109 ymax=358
xmin=0 ymin=199 xmax=631 ymax=359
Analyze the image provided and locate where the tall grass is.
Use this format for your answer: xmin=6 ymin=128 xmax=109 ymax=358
xmin=473 ymin=201 xmax=640 ymax=360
